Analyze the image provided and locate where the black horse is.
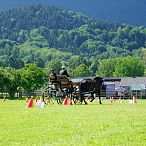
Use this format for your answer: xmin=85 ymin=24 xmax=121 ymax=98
xmin=79 ymin=77 xmax=103 ymax=104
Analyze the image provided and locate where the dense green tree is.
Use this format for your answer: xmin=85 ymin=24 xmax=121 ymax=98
xmin=113 ymin=57 xmax=144 ymax=77
xmin=2 ymin=67 xmax=22 ymax=98
xmin=74 ymin=63 xmax=92 ymax=77
xmin=97 ymin=57 xmax=144 ymax=77
xmin=47 ymin=60 xmax=62 ymax=74
xmin=97 ymin=58 xmax=117 ymax=77
xmin=20 ymin=63 xmax=47 ymax=93
xmin=18 ymin=30 xmax=29 ymax=43
xmin=68 ymin=55 xmax=82 ymax=77
xmin=0 ymin=67 xmax=7 ymax=92
xmin=89 ymin=59 xmax=99 ymax=76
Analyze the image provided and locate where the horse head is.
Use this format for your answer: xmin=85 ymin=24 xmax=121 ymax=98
xmin=93 ymin=77 xmax=103 ymax=87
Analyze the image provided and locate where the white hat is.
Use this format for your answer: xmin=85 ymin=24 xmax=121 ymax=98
xmin=62 ymin=65 xmax=65 ymax=69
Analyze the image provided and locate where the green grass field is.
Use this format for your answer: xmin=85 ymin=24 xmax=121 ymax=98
xmin=0 ymin=99 xmax=146 ymax=146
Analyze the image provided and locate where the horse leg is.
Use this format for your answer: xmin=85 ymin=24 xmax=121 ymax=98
xmin=80 ymin=93 xmax=83 ymax=104
xmin=98 ymin=89 xmax=102 ymax=104
xmin=81 ymin=94 xmax=88 ymax=105
xmin=83 ymin=98 xmax=88 ymax=104
xmin=90 ymin=92 xmax=95 ymax=102
xmin=80 ymin=93 xmax=88 ymax=104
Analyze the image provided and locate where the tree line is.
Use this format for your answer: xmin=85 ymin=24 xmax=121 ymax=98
xmin=0 ymin=56 xmax=144 ymax=98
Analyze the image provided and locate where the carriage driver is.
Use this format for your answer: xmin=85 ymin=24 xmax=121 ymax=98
xmin=60 ymin=65 xmax=74 ymax=92
xmin=59 ymin=65 xmax=70 ymax=77
xmin=49 ymin=68 xmax=62 ymax=91
xmin=49 ymin=68 xmax=57 ymax=81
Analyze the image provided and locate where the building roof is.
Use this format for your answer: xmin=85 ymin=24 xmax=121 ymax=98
xmin=120 ymin=77 xmax=146 ymax=87
xmin=71 ymin=77 xmax=146 ymax=88
xmin=103 ymin=77 xmax=121 ymax=82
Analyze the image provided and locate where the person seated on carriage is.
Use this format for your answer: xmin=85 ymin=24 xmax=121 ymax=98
xmin=59 ymin=65 xmax=74 ymax=92
xmin=49 ymin=68 xmax=57 ymax=81
xmin=59 ymin=65 xmax=70 ymax=77
xmin=49 ymin=68 xmax=62 ymax=91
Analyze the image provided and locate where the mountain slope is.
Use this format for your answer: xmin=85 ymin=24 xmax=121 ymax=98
xmin=0 ymin=4 xmax=90 ymax=31
xmin=0 ymin=4 xmax=146 ymax=69
xmin=0 ymin=0 xmax=146 ymax=26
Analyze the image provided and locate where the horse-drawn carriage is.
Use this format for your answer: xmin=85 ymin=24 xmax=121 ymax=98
xmin=42 ymin=75 xmax=104 ymax=105
xmin=42 ymin=75 xmax=73 ymax=104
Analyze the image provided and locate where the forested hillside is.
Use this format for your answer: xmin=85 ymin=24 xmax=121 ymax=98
xmin=0 ymin=4 xmax=146 ymax=76
xmin=1 ymin=0 xmax=146 ymax=26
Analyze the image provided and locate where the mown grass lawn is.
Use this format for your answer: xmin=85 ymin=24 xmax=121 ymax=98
xmin=0 ymin=99 xmax=146 ymax=146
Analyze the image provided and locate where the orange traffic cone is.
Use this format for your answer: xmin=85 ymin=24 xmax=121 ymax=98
xmin=109 ymin=97 xmax=114 ymax=103
xmin=26 ymin=97 xmax=29 ymax=103
xmin=70 ymin=99 xmax=73 ymax=105
xmin=35 ymin=97 xmax=38 ymax=103
xmin=26 ymin=96 xmax=34 ymax=108
xmin=63 ymin=97 xmax=68 ymax=105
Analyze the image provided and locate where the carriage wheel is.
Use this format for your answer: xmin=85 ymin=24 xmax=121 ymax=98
xmin=42 ymin=86 xmax=56 ymax=105
xmin=56 ymin=97 xmax=64 ymax=104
